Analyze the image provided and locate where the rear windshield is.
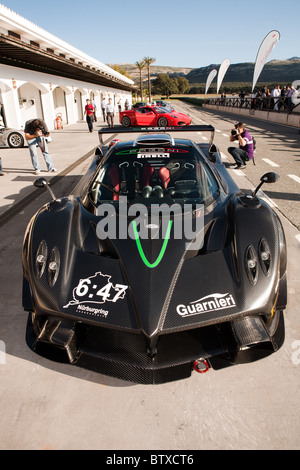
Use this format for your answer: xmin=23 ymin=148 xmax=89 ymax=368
xmin=88 ymin=144 xmax=219 ymax=208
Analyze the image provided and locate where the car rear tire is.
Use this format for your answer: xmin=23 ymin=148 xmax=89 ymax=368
xmin=157 ymin=117 xmax=168 ymax=127
xmin=121 ymin=116 xmax=131 ymax=128
xmin=7 ymin=132 xmax=24 ymax=148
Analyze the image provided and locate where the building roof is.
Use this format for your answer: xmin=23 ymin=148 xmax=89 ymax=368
xmin=0 ymin=4 xmax=134 ymax=91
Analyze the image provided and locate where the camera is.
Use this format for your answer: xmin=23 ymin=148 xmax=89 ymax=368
xmin=40 ymin=127 xmax=49 ymax=136
xmin=231 ymin=123 xmax=239 ymax=137
xmin=38 ymin=126 xmax=51 ymax=142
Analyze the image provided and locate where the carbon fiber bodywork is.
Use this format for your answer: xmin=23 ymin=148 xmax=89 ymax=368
xmin=22 ymin=126 xmax=287 ymax=384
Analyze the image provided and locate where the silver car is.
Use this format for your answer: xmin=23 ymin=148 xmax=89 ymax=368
xmin=0 ymin=125 xmax=24 ymax=148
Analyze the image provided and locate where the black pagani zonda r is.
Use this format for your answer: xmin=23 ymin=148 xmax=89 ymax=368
xmin=22 ymin=125 xmax=287 ymax=384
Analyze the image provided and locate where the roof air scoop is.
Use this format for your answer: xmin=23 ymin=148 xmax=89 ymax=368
xmin=134 ymin=134 xmax=174 ymax=147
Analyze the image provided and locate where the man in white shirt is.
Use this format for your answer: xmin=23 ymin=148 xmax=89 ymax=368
xmin=106 ymin=98 xmax=115 ymax=127
xmin=271 ymin=85 xmax=281 ymax=111
xmin=101 ymin=98 xmax=106 ymax=122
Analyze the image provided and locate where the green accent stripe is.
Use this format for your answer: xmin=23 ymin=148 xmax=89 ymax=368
xmin=116 ymin=149 xmax=139 ymax=155
xmin=132 ymin=220 xmax=172 ymax=268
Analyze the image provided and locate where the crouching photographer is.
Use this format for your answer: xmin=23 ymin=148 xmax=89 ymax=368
xmin=227 ymin=122 xmax=254 ymax=169
xmin=24 ymin=118 xmax=56 ymax=175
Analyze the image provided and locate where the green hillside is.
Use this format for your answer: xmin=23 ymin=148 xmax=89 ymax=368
xmin=111 ymin=58 xmax=300 ymax=87
xmin=186 ymin=59 xmax=300 ymax=85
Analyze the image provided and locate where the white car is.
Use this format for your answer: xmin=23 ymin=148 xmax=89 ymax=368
xmin=0 ymin=125 xmax=24 ymax=148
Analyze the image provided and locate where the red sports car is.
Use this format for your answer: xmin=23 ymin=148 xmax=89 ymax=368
xmin=119 ymin=106 xmax=191 ymax=127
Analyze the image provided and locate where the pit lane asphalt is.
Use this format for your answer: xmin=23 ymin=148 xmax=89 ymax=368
xmin=0 ymin=111 xmax=300 ymax=450
xmin=175 ymin=100 xmax=300 ymax=231
xmin=0 ymin=121 xmax=113 ymax=227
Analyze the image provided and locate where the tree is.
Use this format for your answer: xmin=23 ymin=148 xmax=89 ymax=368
xmin=143 ymin=56 xmax=156 ymax=103
xmin=176 ymin=76 xmax=190 ymax=94
xmin=135 ymin=60 xmax=146 ymax=101
xmin=152 ymin=74 xmax=179 ymax=98
xmin=110 ymin=64 xmax=132 ymax=79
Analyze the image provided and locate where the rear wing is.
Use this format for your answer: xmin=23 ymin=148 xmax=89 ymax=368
xmin=98 ymin=124 xmax=215 ymax=146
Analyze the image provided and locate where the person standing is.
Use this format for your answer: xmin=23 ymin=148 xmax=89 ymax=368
xmin=287 ymin=86 xmax=296 ymax=110
xmin=24 ymin=118 xmax=56 ymax=175
xmin=106 ymin=98 xmax=115 ymax=128
xmin=271 ymin=85 xmax=281 ymax=111
xmin=91 ymin=98 xmax=97 ymax=122
xmin=101 ymin=97 xmax=107 ymax=122
xmin=84 ymin=99 xmax=94 ymax=132
xmin=227 ymin=122 xmax=254 ymax=169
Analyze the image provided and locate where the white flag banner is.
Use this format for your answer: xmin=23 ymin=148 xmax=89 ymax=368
xmin=205 ymin=69 xmax=217 ymax=94
xmin=252 ymin=30 xmax=280 ymax=92
xmin=217 ymin=59 xmax=231 ymax=93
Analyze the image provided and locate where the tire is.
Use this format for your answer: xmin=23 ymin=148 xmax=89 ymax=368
xmin=157 ymin=117 xmax=168 ymax=127
xmin=264 ymin=309 xmax=283 ymax=337
xmin=121 ymin=116 xmax=131 ymax=128
xmin=7 ymin=132 xmax=24 ymax=148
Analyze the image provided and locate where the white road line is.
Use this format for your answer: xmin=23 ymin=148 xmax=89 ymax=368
xmin=296 ymin=234 xmax=300 ymax=243
xmin=288 ymin=174 xmax=300 ymax=184
xmin=220 ymin=152 xmax=229 ymax=161
xmin=262 ymin=158 xmax=280 ymax=167
xmin=197 ymin=132 xmax=208 ymax=140
xmin=216 ymin=129 xmax=221 ymax=133
xmin=232 ymin=169 xmax=245 ymax=176
xmin=222 ymin=133 xmax=229 ymax=137
xmin=257 ymin=190 xmax=278 ymax=208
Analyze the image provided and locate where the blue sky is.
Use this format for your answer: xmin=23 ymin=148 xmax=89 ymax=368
xmin=2 ymin=0 xmax=299 ymax=68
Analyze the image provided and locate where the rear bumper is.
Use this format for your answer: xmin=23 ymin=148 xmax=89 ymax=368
xmin=26 ymin=311 xmax=285 ymax=384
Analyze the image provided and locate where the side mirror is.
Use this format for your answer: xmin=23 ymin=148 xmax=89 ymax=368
xmin=34 ymin=177 xmax=59 ymax=201
xmin=95 ymin=146 xmax=103 ymax=157
xmin=95 ymin=146 xmax=103 ymax=164
xmin=209 ymin=144 xmax=218 ymax=164
xmin=34 ymin=177 xmax=47 ymax=188
xmin=252 ymin=172 xmax=279 ymax=197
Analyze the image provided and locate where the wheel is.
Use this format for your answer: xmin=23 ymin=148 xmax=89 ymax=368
xmin=157 ymin=117 xmax=168 ymax=127
xmin=121 ymin=116 xmax=131 ymax=128
xmin=263 ymin=310 xmax=283 ymax=337
xmin=7 ymin=132 xmax=24 ymax=148
xmin=262 ymin=309 xmax=285 ymax=352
